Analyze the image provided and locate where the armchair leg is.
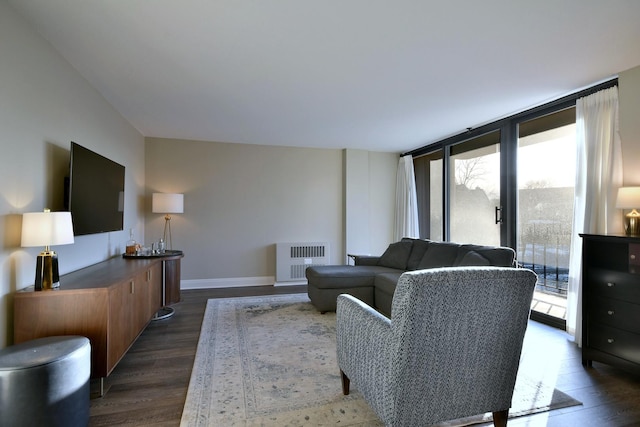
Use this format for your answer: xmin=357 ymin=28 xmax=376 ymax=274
xmin=340 ymin=370 xmax=350 ymax=395
xmin=493 ymin=409 xmax=508 ymax=427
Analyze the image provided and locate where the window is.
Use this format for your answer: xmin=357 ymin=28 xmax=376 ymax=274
xmin=414 ymin=150 xmax=443 ymax=240
xmin=409 ymin=80 xmax=616 ymax=329
xmin=449 ymin=131 xmax=501 ymax=246
xmin=517 ymin=108 xmax=576 ymax=324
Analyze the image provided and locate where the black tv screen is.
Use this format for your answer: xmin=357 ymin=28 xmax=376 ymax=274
xmin=68 ymin=142 xmax=125 ymax=236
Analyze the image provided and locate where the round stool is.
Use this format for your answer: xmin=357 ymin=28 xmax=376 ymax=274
xmin=0 ymin=336 xmax=91 ymax=427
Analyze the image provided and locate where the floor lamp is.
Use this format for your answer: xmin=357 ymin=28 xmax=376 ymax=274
xmin=152 ymin=193 xmax=184 ymax=319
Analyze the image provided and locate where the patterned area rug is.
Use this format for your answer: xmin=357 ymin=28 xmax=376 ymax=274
xmin=180 ymin=293 xmax=581 ymax=426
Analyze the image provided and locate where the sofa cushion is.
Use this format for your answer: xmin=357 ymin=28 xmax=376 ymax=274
xmin=452 ymin=244 xmax=515 ymax=267
xmin=417 ymin=242 xmax=461 ymax=269
xmin=374 ymin=272 xmax=404 ymax=296
xmin=406 ymin=239 xmax=431 ymax=270
xmin=476 ymin=247 xmax=516 ymax=267
xmin=456 ymin=250 xmax=491 ymax=266
xmin=378 ymin=241 xmax=413 ymax=269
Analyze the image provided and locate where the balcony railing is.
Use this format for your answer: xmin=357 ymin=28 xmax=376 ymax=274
xmin=518 ymin=224 xmax=570 ymax=320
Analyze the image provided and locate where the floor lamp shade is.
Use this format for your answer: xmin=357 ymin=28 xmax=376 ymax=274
xmin=21 ymin=210 xmax=75 ymax=290
xmin=152 ymin=193 xmax=184 ymax=214
xmin=152 ymin=193 xmax=184 ymax=250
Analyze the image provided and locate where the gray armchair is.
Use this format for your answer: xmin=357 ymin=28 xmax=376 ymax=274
xmin=336 ymin=266 xmax=537 ymax=427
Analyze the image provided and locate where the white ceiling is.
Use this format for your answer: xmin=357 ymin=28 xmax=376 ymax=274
xmin=8 ymin=1 xmax=640 ymax=153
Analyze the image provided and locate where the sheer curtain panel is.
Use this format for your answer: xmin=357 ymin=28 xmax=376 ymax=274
xmin=394 ymin=155 xmax=420 ymax=241
xmin=567 ymin=87 xmax=623 ymax=346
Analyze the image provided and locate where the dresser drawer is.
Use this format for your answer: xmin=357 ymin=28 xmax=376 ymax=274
xmin=629 ymin=243 xmax=640 ymax=267
xmin=588 ymin=324 xmax=640 ymax=365
xmin=589 ymin=297 xmax=640 ymax=334
xmin=585 ymin=268 xmax=640 ymax=304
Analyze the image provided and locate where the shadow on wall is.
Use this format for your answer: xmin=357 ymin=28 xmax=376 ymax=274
xmin=2 ymin=213 xmax=26 ymax=346
xmin=46 ymin=142 xmax=71 ymax=212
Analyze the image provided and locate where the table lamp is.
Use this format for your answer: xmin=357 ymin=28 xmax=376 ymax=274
xmin=21 ymin=209 xmax=75 ymax=290
xmin=152 ymin=193 xmax=184 ymax=250
xmin=616 ymin=187 xmax=640 ymax=236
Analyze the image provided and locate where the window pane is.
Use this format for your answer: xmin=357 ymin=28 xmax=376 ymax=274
xmin=449 ymin=131 xmax=501 ymax=246
xmin=414 ymin=151 xmax=443 ymax=240
xmin=517 ymin=113 xmax=576 ymax=321
xmin=429 ymin=157 xmax=443 ymax=241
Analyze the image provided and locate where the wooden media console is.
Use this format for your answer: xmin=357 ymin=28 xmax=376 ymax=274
xmin=13 ymin=253 xmax=183 ymax=392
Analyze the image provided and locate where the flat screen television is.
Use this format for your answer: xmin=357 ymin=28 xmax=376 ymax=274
xmin=67 ymin=142 xmax=125 ymax=236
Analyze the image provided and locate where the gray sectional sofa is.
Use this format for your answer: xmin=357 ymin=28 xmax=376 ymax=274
xmin=305 ymin=237 xmax=516 ymax=316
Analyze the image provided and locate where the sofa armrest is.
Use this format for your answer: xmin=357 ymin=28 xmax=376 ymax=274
xmin=353 ymin=255 xmax=380 ymax=266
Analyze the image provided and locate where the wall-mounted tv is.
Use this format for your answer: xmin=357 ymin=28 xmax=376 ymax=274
xmin=67 ymin=142 xmax=125 ymax=236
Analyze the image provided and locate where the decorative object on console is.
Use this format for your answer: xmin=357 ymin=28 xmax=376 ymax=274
xmin=21 ymin=209 xmax=74 ymax=290
xmin=152 ymin=193 xmax=184 ymax=250
xmin=125 ymin=228 xmax=141 ymax=255
xmin=616 ymin=186 xmax=640 ymax=236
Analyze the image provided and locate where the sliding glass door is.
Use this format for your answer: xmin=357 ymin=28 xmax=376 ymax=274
xmin=414 ymin=131 xmax=502 ymax=245
xmin=449 ymin=131 xmax=502 ymax=246
xmin=517 ymin=108 xmax=576 ymax=324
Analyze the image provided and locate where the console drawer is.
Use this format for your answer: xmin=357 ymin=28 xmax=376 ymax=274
xmin=586 ymin=268 xmax=640 ymax=304
xmin=589 ymin=297 xmax=640 ymax=334
xmin=588 ymin=323 xmax=640 ymax=365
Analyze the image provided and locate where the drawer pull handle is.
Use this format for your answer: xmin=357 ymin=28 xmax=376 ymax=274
xmin=606 ymin=282 xmax=615 ymax=287
xmin=607 ymin=338 xmax=615 ymax=344
xmin=607 ymin=310 xmax=615 ymax=315
xmin=632 ymin=254 xmax=637 ymax=260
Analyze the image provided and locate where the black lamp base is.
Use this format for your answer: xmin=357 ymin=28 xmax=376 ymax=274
xmin=35 ymin=251 xmax=60 ymax=291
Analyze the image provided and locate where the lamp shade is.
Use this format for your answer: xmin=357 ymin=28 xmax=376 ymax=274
xmin=616 ymin=187 xmax=640 ymax=209
xmin=21 ymin=211 xmax=75 ymax=247
xmin=152 ymin=193 xmax=184 ymax=214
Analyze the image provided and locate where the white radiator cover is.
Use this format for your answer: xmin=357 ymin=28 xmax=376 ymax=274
xmin=276 ymin=242 xmax=330 ymax=282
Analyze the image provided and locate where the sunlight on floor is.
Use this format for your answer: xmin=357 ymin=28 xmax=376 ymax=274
xmin=531 ymin=290 xmax=567 ymax=319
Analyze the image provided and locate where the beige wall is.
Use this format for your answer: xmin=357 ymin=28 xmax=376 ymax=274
xmin=619 ymin=65 xmax=640 ymax=184
xmin=145 ymin=138 xmax=398 ymax=287
xmin=0 ymin=3 xmax=145 ymax=348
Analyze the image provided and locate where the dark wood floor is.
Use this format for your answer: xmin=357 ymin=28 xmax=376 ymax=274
xmin=89 ymin=286 xmax=640 ymax=426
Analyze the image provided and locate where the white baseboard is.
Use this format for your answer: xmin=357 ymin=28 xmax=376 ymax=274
xmin=181 ymin=276 xmax=277 ymax=290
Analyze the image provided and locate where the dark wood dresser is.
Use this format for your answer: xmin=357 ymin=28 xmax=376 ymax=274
xmin=580 ymin=233 xmax=640 ymax=373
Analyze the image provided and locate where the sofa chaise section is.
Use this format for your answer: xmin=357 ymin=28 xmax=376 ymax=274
xmin=305 ymin=265 xmax=401 ymax=313
xmin=306 ymin=238 xmax=516 ymax=315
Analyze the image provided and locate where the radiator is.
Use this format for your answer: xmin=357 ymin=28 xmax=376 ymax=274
xmin=276 ymin=242 xmax=330 ymax=282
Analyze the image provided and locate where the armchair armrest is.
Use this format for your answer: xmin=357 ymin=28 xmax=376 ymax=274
xmin=336 ymin=294 xmax=393 ymax=410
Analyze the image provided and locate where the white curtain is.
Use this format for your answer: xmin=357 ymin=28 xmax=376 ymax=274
xmin=567 ymin=87 xmax=623 ymax=346
xmin=394 ymin=155 xmax=420 ymax=241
